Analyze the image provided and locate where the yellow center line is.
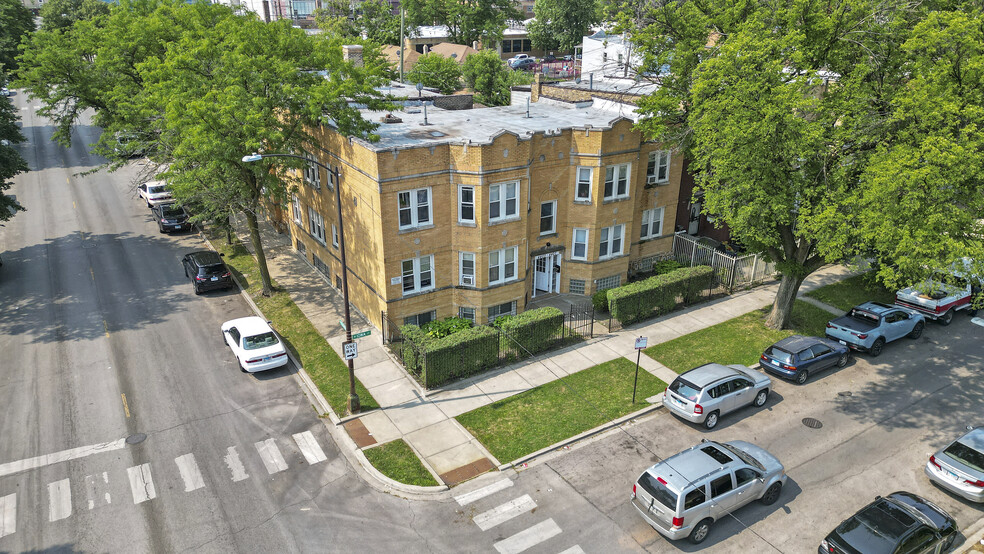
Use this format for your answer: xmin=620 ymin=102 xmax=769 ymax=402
xmin=90 ymin=267 xmax=95 ymax=281
xmin=103 ymin=320 xmax=109 ymax=338
xmin=121 ymin=394 xmax=131 ymax=418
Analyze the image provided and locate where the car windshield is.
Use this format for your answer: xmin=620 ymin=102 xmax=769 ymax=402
xmin=637 ymin=472 xmax=677 ymax=510
xmin=243 ymin=332 xmax=279 ymax=350
xmin=944 ymin=441 xmax=984 ymax=472
xmin=764 ymin=347 xmax=793 ymax=364
xmin=161 ymin=205 xmax=184 ymax=217
xmin=148 ymin=185 xmax=167 ymax=195
xmin=669 ymin=378 xmax=701 ymax=401
xmin=202 ymin=263 xmax=226 ymax=276
xmin=718 ymin=443 xmax=766 ymax=471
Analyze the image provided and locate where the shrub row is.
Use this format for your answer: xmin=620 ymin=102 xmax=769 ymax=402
xmin=495 ymin=307 xmax=565 ymax=357
xmin=608 ymin=266 xmax=715 ymax=325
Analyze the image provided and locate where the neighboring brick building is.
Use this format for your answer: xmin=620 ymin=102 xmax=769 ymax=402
xmin=284 ymin=86 xmax=680 ymax=335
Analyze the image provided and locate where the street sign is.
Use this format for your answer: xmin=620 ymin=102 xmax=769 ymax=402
xmin=338 ymin=320 xmax=347 ymax=331
xmin=342 ymin=341 xmax=358 ymax=360
xmin=352 ymin=330 xmax=371 ymax=339
xmin=634 ymin=336 xmax=648 ymax=350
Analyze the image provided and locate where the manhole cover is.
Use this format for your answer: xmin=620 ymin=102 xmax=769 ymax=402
xmin=802 ymin=418 xmax=823 ymax=429
xmin=837 ymin=391 xmax=853 ymax=397
xmin=125 ymin=433 xmax=147 ymax=445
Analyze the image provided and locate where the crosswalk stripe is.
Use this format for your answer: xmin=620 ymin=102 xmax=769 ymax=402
xmin=292 ymin=431 xmax=327 ymax=465
xmin=0 ymin=493 xmax=15 ymax=538
xmin=175 ymin=454 xmax=206 ymax=492
xmin=255 ymin=439 xmax=288 ymax=474
xmin=557 ymin=546 xmax=585 ymax=554
xmin=454 ymin=479 xmax=514 ymax=506
xmin=48 ymin=479 xmax=72 ymax=522
xmin=127 ymin=464 xmax=157 ymax=504
xmin=224 ymin=446 xmax=249 ymax=482
xmin=473 ymin=494 xmax=537 ymax=531
xmin=84 ymin=472 xmax=111 ymax=510
xmin=494 ymin=519 xmax=563 ymax=554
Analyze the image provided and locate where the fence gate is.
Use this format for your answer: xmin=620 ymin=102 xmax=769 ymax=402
xmin=672 ymin=232 xmax=776 ymax=291
xmin=567 ymin=303 xmax=594 ymax=340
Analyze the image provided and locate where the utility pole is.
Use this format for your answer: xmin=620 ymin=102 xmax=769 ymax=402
xmin=399 ymin=6 xmax=405 ymax=84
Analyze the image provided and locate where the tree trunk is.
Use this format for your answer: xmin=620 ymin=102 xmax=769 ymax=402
xmin=765 ymin=272 xmax=805 ymax=330
xmin=244 ymin=209 xmax=273 ymax=297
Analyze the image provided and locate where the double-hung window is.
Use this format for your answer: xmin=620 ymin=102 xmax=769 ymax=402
xmin=398 ymin=187 xmax=432 ymax=229
xmin=641 ymin=208 xmax=664 ymax=239
xmin=571 ymin=228 xmax=588 ymax=260
xmin=539 ymin=201 xmax=556 ymax=235
xmin=331 ymin=224 xmax=339 ymax=248
xmin=604 ymin=163 xmax=630 ymax=200
xmin=459 ymin=252 xmax=475 ymax=286
xmin=291 ymin=194 xmax=303 ymax=224
xmin=458 ymin=307 xmax=475 ymax=322
xmin=401 ymin=255 xmax=434 ymax=295
xmin=489 ymin=182 xmax=518 ymax=222
xmin=575 ymin=167 xmax=592 ymax=201
xmin=647 ymin=150 xmax=670 ymax=184
xmin=458 ymin=186 xmax=475 ymax=224
xmin=487 ymin=301 xmax=516 ymax=323
xmin=303 ymin=152 xmax=321 ymax=189
xmin=308 ymin=207 xmax=326 ymax=245
xmin=599 ymin=224 xmax=624 ymax=259
xmin=488 ymin=247 xmax=518 ymax=285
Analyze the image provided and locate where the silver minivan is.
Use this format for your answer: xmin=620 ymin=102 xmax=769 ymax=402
xmin=663 ymin=363 xmax=771 ymax=429
xmin=631 ymin=440 xmax=786 ymax=544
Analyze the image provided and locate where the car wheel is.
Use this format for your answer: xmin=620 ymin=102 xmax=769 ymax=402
xmin=837 ymin=352 xmax=849 ymax=367
xmin=908 ymin=321 xmax=925 ymax=339
xmin=689 ymin=518 xmax=713 ymax=544
xmin=193 ymin=283 xmax=202 ymax=295
xmin=795 ymin=370 xmax=809 ymax=385
xmin=240 ymin=363 xmax=248 ymax=373
xmin=754 ymin=389 xmax=769 ymax=407
xmin=939 ymin=309 xmax=954 ymax=326
xmin=760 ymin=482 xmax=782 ymax=505
xmin=869 ymin=338 xmax=885 ymax=357
xmin=146 ymin=201 xmax=152 ymax=208
xmin=703 ymin=411 xmax=719 ymax=430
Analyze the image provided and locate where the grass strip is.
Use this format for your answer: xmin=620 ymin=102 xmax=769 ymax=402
xmin=206 ymin=230 xmax=378 ymax=414
xmin=645 ymin=300 xmax=834 ymax=373
xmin=456 ymin=358 xmax=667 ymax=463
xmin=806 ymin=273 xmax=894 ymax=312
xmin=363 ymin=439 xmax=439 ymax=487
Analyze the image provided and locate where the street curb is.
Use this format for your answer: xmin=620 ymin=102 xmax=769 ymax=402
xmin=198 ymin=231 xmax=450 ymax=498
xmin=955 ymin=514 xmax=984 ymax=554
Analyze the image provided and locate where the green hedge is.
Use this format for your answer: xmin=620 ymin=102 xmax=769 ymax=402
xmin=495 ymin=307 xmax=565 ymax=357
xmin=608 ymin=266 xmax=715 ymax=325
xmin=399 ymin=323 xmax=500 ymax=388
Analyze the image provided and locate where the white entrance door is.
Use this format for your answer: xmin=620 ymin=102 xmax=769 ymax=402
xmin=688 ymin=200 xmax=702 ymax=235
xmin=550 ymin=253 xmax=561 ymax=293
xmin=534 ymin=255 xmax=551 ymax=296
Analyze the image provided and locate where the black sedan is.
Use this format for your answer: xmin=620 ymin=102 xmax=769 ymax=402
xmin=182 ymin=250 xmax=234 ymax=294
xmin=151 ymin=203 xmax=192 ymax=233
xmin=759 ymin=335 xmax=849 ymax=384
xmin=819 ymin=491 xmax=956 ymax=554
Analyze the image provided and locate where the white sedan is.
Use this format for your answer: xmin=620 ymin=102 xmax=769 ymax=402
xmin=221 ymin=316 xmax=289 ymax=372
xmin=137 ymin=179 xmax=173 ymax=207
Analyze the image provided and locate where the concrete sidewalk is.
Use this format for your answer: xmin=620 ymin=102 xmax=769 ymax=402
xmin=231 ymin=215 xmax=856 ymax=488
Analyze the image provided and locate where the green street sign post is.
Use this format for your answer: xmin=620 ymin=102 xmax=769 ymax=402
xmin=352 ymin=330 xmax=371 ymax=339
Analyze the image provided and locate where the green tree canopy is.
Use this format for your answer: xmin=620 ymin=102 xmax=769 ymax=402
xmin=407 ymin=53 xmax=462 ymax=94
xmin=401 ymin=0 xmax=521 ymax=46
xmin=0 ymin=0 xmax=34 ymax=72
xmin=39 ymin=0 xmax=110 ymax=31
xmin=0 ymin=92 xmax=28 ymax=222
xmin=462 ymin=49 xmax=510 ymax=106
xmin=527 ymin=0 xmax=599 ymax=53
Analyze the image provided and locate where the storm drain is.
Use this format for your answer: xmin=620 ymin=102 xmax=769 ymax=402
xmin=126 ymin=433 xmax=147 ymax=445
xmin=837 ymin=391 xmax=853 ymax=397
xmin=802 ymin=418 xmax=823 ymax=429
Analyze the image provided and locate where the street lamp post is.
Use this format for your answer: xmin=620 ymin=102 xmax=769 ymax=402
xmin=242 ymin=152 xmax=360 ymax=414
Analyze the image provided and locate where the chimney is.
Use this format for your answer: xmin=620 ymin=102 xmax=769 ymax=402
xmin=531 ymin=73 xmax=543 ymax=103
xmin=342 ymin=44 xmax=364 ymax=68
xmin=472 ymin=41 xmax=479 ymax=50
xmin=423 ymin=44 xmax=430 ymax=55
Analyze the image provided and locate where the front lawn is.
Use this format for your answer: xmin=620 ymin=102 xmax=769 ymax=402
xmin=363 ymin=439 xmax=439 ymax=487
xmin=645 ymin=300 xmax=833 ymax=373
xmin=806 ymin=273 xmax=894 ymax=312
xmin=456 ymin=358 xmax=667 ymax=463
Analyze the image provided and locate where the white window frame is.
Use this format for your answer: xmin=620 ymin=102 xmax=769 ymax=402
xmin=459 ymin=252 xmax=475 ymax=286
xmin=571 ymin=228 xmax=589 ymax=260
xmin=398 ymin=187 xmax=432 ymax=230
xmin=401 ymin=255 xmax=434 ymax=295
xmin=641 ymin=207 xmax=664 ymax=239
xmin=458 ymin=186 xmax=475 ymax=224
xmin=539 ymin=200 xmax=556 ymax=235
xmin=303 ymin=152 xmax=321 ymax=189
xmin=308 ymin=207 xmax=326 ymax=245
xmin=488 ymin=246 xmax=518 ymax=285
xmin=331 ymin=224 xmax=339 ymax=248
xmin=647 ymin=150 xmax=671 ymax=185
xmin=575 ymin=167 xmax=593 ymax=201
xmin=291 ymin=194 xmax=303 ymax=225
xmin=489 ymin=181 xmax=519 ymax=223
xmin=599 ymin=224 xmax=624 ymax=259
xmin=604 ymin=163 xmax=631 ymax=200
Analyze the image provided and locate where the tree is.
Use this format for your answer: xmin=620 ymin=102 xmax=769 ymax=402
xmin=407 ymin=53 xmax=462 ymax=94
xmin=0 ymin=0 xmax=34 ymax=73
xmin=357 ymin=0 xmax=406 ymax=46
xmin=462 ymin=49 xmax=510 ymax=106
xmin=314 ymin=0 xmax=359 ymax=38
xmin=401 ymin=0 xmax=521 ymax=46
xmin=527 ymin=0 xmax=598 ymax=53
xmin=0 ymin=94 xmax=27 ymax=222
xmin=39 ymin=0 xmax=110 ymax=31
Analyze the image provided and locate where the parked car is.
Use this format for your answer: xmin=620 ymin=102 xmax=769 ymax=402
xmin=824 ymin=302 xmax=925 ymax=357
xmin=542 ymin=54 xmax=557 ymax=63
xmin=510 ymin=58 xmax=537 ymax=71
xmin=0 ymin=86 xmax=9 ymax=97
xmin=819 ymin=491 xmax=957 ymax=554
xmin=631 ymin=439 xmax=786 ymax=544
xmin=137 ymin=180 xmax=173 ymax=207
xmin=925 ymin=426 xmax=984 ymax=502
xmin=663 ymin=363 xmax=771 ymax=429
xmin=759 ymin=335 xmax=850 ymax=384
xmin=221 ymin=316 xmax=289 ymax=372
xmin=151 ymin=203 xmax=191 ymax=233
xmin=181 ymin=250 xmax=233 ymax=294
xmin=507 ymin=53 xmax=530 ymax=67
xmin=895 ymin=258 xmax=981 ymax=325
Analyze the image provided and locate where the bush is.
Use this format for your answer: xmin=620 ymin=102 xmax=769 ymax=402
xmin=399 ymin=323 xmax=499 ymax=388
xmin=406 ymin=53 xmax=462 ymax=94
xmin=592 ymin=289 xmax=609 ymax=312
xmin=653 ymin=259 xmax=684 ymax=275
xmin=495 ymin=307 xmax=565 ymax=356
xmin=462 ymin=49 xmax=510 ymax=106
xmin=421 ymin=316 xmax=472 ymax=339
xmin=608 ymin=266 xmax=715 ymax=325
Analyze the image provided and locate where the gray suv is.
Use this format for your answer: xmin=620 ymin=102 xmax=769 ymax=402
xmin=631 ymin=439 xmax=786 ymax=544
xmin=663 ymin=363 xmax=771 ymax=429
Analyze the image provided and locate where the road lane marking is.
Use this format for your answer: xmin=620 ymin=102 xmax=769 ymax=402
xmin=89 ymin=267 xmax=95 ymax=282
xmin=127 ymin=464 xmax=157 ymax=504
xmin=84 ymin=472 xmax=111 ymax=510
xmin=493 ymin=519 xmax=562 ymax=554
xmin=292 ymin=432 xmax=327 ymax=465
xmin=48 ymin=479 xmax=72 ymax=522
xmin=455 ymin=479 xmax=514 ymax=506
xmin=120 ymin=394 xmax=130 ymax=417
xmin=0 ymin=493 xmax=15 ymax=538
xmin=175 ymin=454 xmax=205 ymax=492
xmin=224 ymin=446 xmax=249 ymax=482
xmin=0 ymin=438 xmax=126 ymax=478
xmin=557 ymin=546 xmax=585 ymax=554
xmin=255 ymin=439 xmax=288 ymax=474
xmin=474 ymin=494 xmax=537 ymax=531
xmin=104 ymin=321 xmax=110 ymax=339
